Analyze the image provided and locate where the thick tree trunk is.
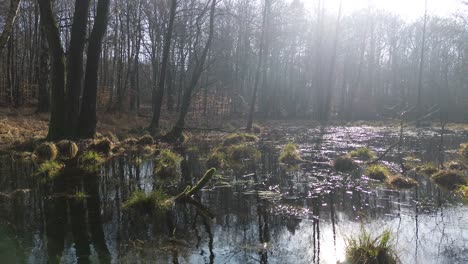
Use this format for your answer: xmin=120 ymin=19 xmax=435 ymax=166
xmin=78 ymin=0 xmax=110 ymax=138
xmin=149 ymin=0 xmax=177 ymax=134
xmin=38 ymin=0 xmax=66 ymax=140
xmin=64 ymin=0 xmax=91 ymax=137
xmin=37 ymin=25 xmax=49 ymax=113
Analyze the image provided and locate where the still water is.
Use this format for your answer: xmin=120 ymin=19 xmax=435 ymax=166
xmin=0 ymin=125 xmax=467 ymax=263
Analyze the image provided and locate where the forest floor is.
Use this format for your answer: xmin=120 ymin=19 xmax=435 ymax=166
xmin=1 ymin=106 xmax=467 ymax=152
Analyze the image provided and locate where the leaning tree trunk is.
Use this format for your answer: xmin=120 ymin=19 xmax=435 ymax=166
xmin=38 ymin=0 xmax=66 ymax=140
xmin=149 ymin=0 xmax=177 ymax=134
xmin=77 ymin=0 xmax=110 ymax=138
xmin=64 ymin=0 xmax=91 ymax=137
xmin=0 ymin=0 xmax=21 ymax=51
xmin=166 ymin=0 xmax=216 ymax=140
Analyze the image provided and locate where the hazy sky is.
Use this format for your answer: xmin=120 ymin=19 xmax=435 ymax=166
xmin=301 ymin=0 xmax=465 ymax=19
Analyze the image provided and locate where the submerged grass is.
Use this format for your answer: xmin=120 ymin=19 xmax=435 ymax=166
xmin=365 ymin=164 xmax=390 ymax=181
xmin=345 ymin=229 xmax=399 ymax=264
xmin=279 ymin=143 xmax=303 ymax=165
xmin=349 ymin=147 xmax=376 ymax=161
xmin=122 ymin=190 xmax=171 ymax=213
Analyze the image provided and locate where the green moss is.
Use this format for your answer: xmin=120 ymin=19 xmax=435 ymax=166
xmin=78 ymin=151 xmax=105 ymax=173
xmin=226 ymin=143 xmax=261 ymax=164
xmin=387 ymin=175 xmax=418 ymax=189
xmin=122 ymin=190 xmax=171 ymax=213
xmin=223 ymin=133 xmax=258 ymax=147
xmin=415 ymin=163 xmax=438 ymax=176
xmin=154 ymin=149 xmax=182 ymax=180
xmin=345 ymin=229 xmax=399 ymax=264
xmin=206 ymin=148 xmax=227 ymax=169
xmin=334 ymin=156 xmax=356 ymax=172
xmin=365 ymin=164 xmax=390 ymax=181
xmin=56 ymin=140 xmax=78 ymax=160
xmin=456 ymin=185 xmax=468 ymax=200
xmin=432 ymin=170 xmax=467 ymax=190
xmin=279 ymin=143 xmax=303 ymax=165
xmin=349 ymin=147 xmax=376 ymax=161
xmin=34 ymin=142 xmax=58 ymax=162
xmin=35 ymin=161 xmax=64 ymax=181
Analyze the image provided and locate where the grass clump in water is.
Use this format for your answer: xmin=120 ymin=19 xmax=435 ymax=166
xmin=154 ymin=149 xmax=182 ymax=180
xmin=279 ymin=143 xmax=303 ymax=165
xmin=349 ymin=147 xmax=376 ymax=161
xmin=365 ymin=164 xmax=390 ymax=181
xmin=415 ymin=163 xmax=438 ymax=176
xmin=91 ymin=137 xmax=113 ymax=155
xmin=223 ymin=132 xmax=258 ymax=147
xmin=431 ymin=170 xmax=467 ymax=190
xmin=334 ymin=156 xmax=356 ymax=172
xmin=138 ymin=134 xmax=154 ymax=145
xmin=34 ymin=142 xmax=58 ymax=162
xmin=35 ymin=161 xmax=64 ymax=181
xmin=226 ymin=143 xmax=261 ymax=165
xmin=387 ymin=175 xmax=418 ymax=189
xmin=122 ymin=190 xmax=171 ymax=213
xmin=456 ymin=185 xmax=468 ymax=200
xmin=78 ymin=151 xmax=105 ymax=173
xmin=345 ymin=229 xmax=399 ymax=264
xmin=206 ymin=148 xmax=226 ymax=169
xmin=56 ymin=140 xmax=78 ymax=160
xmin=459 ymin=143 xmax=468 ymax=159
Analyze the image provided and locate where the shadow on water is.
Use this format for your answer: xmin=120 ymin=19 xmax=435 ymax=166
xmin=0 ymin=125 xmax=467 ymax=263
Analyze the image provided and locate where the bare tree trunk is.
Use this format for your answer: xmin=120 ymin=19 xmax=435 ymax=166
xmin=166 ymin=0 xmax=217 ymax=140
xmin=38 ymin=0 xmax=66 ymax=140
xmin=37 ymin=25 xmax=49 ymax=113
xmin=78 ymin=0 xmax=111 ymax=138
xmin=64 ymin=0 xmax=91 ymax=137
xmin=149 ymin=0 xmax=177 ymax=134
xmin=246 ymin=0 xmax=269 ymax=132
xmin=0 ymin=0 xmax=22 ymax=51
xmin=416 ymin=0 xmax=428 ymax=126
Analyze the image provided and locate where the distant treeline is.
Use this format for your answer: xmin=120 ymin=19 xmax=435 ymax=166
xmin=1 ymin=0 xmax=467 ymax=128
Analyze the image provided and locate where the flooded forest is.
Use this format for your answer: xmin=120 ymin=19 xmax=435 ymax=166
xmin=1 ymin=0 xmax=468 ymax=263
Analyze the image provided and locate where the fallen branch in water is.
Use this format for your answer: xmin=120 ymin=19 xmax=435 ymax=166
xmin=174 ymin=168 xmax=216 ymax=201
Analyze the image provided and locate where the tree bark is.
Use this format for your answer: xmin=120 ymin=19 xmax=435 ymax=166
xmin=0 ymin=0 xmax=21 ymax=51
xmin=38 ymin=0 xmax=66 ymax=140
xmin=78 ymin=0 xmax=110 ymax=138
xmin=64 ymin=0 xmax=91 ymax=137
xmin=149 ymin=0 xmax=177 ymax=134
